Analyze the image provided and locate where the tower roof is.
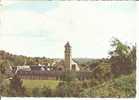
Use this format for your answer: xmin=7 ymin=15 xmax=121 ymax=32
xmin=65 ymin=42 xmax=71 ymax=47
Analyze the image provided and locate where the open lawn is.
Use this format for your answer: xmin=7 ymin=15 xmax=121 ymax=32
xmin=22 ymin=79 xmax=60 ymax=89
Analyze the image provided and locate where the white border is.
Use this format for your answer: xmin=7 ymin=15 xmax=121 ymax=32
xmin=1 ymin=1 xmax=138 ymax=100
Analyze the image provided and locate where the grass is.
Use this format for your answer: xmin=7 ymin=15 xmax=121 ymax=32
xmin=22 ymin=79 xmax=60 ymax=89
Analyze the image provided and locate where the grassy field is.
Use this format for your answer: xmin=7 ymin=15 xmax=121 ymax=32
xmin=22 ymin=79 xmax=60 ymax=89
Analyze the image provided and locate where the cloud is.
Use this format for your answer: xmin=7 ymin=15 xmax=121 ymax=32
xmin=0 ymin=1 xmax=136 ymax=58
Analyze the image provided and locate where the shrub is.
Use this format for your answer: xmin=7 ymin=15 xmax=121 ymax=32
xmin=9 ymin=75 xmax=27 ymax=96
xmin=41 ymin=86 xmax=52 ymax=97
xmin=32 ymin=87 xmax=41 ymax=97
xmin=80 ymin=72 xmax=136 ymax=97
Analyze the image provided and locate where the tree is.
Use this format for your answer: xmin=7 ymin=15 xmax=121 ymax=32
xmin=90 ymin=62 xmax=112 ymax=86
xmin=109 ymin=38 xmax=135 ymax=76
xmin=0 ymin=60 xmax=8 ymax=74
xmin=89 ymin=60 xmax=100 ymax=71
xmin=14 ymin=56 xmax=25 ymax=66
xmin=9 ymin=75 xmax=26 ymax=96
xmin=129 ymin=45 xmax=136 ymax=69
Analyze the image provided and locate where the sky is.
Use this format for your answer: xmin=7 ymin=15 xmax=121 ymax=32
xmin=0 ymin=0 xmax=136 ymax=58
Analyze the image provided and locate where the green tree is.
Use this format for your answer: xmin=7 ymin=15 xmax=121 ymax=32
xmin=14 ymin=56 xmax=25 ymax=66
xmin=9 ymin=75 xmax=26 ymax=96
xmin=90 ymin=62 xmax=112 ymax=87
xmin=129 ymin=45 xmax=136 ymax=69
xmin=109 ymin=38 xmax=135 ymax=76
xmin=0 ymin=60 xmax=8 ymax=74
xmin=0 ymin=72 xmax=11 ymax=96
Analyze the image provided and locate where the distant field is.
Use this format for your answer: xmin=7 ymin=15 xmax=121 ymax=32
xmin=22 ymin=79 xmax=60 ymax=90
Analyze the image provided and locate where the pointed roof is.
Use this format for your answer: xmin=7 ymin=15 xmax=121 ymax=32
xmin=65 ymin=41 xmax=71 ymax=47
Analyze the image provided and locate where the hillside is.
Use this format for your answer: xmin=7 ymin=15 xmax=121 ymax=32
xmin=0 ymin=50 xmax=51 ymax=66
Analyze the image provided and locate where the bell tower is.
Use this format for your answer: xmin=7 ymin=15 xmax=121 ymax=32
xmin=64 ymin=42 xmax=72 ymax=71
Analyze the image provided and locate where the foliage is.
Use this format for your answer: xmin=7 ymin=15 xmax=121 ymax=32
xmin=61 ymin=71 xmax=77 ymax=82
xmin=9 ymin=75 xmax=27 ymax=96
xmin=0 ymin=72 xmax=10 ymax=96
xmin=0 ymin=50 xmax=50 ymax=66
xmin=13 ymin=56 xmax=26 ymax=66
xmin=0 ymin=61 xmax=12 ymax=96
xmin=88 ymin=59 xmax=108 ymax=70
xmin=41 ymin=86 xmax=53 ymax=97
xmin=32 ymin=87 xmax=41 ymax=97
xmin=32 ymin=86 xmax=54 ymax=97
xmin=80 ymin=72 xmax=136 ymax=97
xmin=129 ymin=45 xmax=136 ymax=69
xmin=89 ymin=62 xmax=112 ymax=87
xmin=55 ymin=81 xmax=83 ymax=97
xmin=109 ymin=38 xmax=136 ymax=76
xmin=0 ymin=60 xmax=8 ymax=74
xmin=55 ymin=82 xmax=67 ymax=97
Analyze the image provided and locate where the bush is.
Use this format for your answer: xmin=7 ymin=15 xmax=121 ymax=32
xmin=9 ymin=75 xmax=27 ymax=96
xmin=56 ymin=81 xmax=84 ymax=97
xmin=61 ymin=71 xmax=77 ymax=82
xmin=89 ymin=62 xmax=112 ymax=87
xmin=41 ymin=86 xmax=53 ymax=97
xmin=80 ymin=72 xmax=136 ymax=97
xmin=32 ymin=87 xmax=41 ymax=97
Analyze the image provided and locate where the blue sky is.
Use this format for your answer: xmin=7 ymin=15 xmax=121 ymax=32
xmin=0 ymin=1 xmax=136 ymax=58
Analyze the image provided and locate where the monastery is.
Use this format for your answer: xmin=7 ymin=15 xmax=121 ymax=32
xmin=10 ymin=42 xmax=82 ymax=80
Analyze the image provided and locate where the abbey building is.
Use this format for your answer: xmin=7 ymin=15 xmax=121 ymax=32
xmin=6 ymin=42 xmax=80 ymax=80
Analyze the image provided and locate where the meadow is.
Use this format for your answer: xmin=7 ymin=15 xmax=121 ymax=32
xmin=22 ymin=79 xmax=60 ymax=96
xmin=23 ymin=79 xmax=60 ymax=89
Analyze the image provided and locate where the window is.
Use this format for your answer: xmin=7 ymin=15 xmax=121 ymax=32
xmin=72 ymin=64 xmax=76 ymax=71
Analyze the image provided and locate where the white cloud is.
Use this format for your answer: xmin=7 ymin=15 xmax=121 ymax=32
xmin=0 ymin=1 xmax=136 ymax=58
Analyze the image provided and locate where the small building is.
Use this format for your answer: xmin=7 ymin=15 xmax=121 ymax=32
xmin=16 ymin=65 xmax=31 ymax=71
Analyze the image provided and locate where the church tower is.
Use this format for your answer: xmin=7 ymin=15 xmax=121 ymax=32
xmin=64 ymin=42 xmax=72 ymax=71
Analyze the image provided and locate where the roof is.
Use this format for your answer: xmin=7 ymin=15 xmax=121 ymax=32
xmin=16 ymin=70 xmax=64 ymax=76
xmin=65 ymin=42 xmax=71 ymax=47
xmin=72 ymin=59 xmax=78 ymax=64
